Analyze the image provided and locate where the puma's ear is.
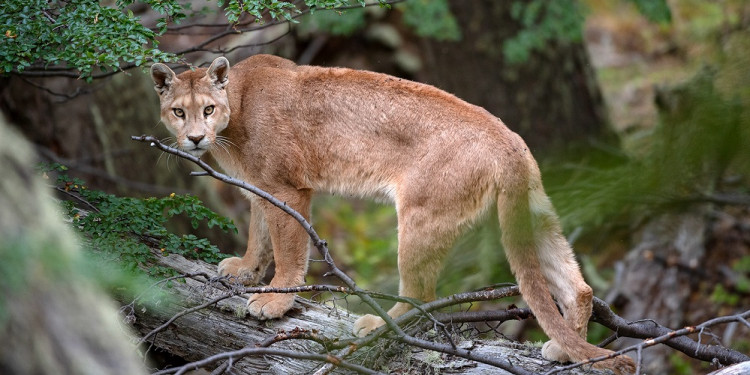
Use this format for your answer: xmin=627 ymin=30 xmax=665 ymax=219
xmin=151 ymin=63 xmax=176 ymax=95
xmin=207 ymin=57 xmax=230 ymax=90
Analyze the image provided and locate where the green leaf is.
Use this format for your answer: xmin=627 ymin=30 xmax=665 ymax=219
xmin=629 ymin=0 xmax=672 ymax=24
xmin=399 ymin=0 xmax=460 ymax=41
xmin=503 ymin=0 xmax=585 ymax=64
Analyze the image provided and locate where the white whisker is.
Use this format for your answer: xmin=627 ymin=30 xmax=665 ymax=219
xmin=156 ymin=139 xmax=179 ymax=172
xmin=155 ymin=136 xmax=175 ymax=167
xmin=216 ymin=135 xmax=237 ymax=148
xmin=214 ymin=136 xmax=236 ymax=157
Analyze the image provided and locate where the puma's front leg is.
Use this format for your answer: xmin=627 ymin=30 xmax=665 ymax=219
xmin=246 ymin=189 xmax=311 ymax=320
xmin=218 ymin=200 xmax=273 ymax=285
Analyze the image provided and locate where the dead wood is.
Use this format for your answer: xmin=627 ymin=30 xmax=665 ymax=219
xmin=124 ymin=250 xmax=612 ymax=375
xmin=708 ymin=361 xmax=750 ymax=375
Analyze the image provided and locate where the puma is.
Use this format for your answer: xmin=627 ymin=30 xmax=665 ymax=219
xmin=150 ymin=55 xmax=635 ymax=373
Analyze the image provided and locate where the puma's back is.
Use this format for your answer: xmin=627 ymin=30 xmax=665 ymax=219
xmin=224 ymin=56 xmax=531 ymax=205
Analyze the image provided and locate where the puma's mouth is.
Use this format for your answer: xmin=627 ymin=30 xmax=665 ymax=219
xmin=179 ymin=138 xmax=210 ymax=158
xmin=185 ymin=146 xmax=208 ymax=157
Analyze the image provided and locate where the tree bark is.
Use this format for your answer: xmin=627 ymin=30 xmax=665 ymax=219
xmin=709 ymin=361 xmax=750 ymax=375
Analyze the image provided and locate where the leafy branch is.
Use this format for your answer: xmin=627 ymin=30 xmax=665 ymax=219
xmin=42 ymin=163 xmax=236 ymax=275
xmin=1 ymin=0 xmax=401 ymax=80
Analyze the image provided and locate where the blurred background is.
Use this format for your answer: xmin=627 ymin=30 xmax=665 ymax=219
xmin=1 ymin=1 xmax=749 ymax=373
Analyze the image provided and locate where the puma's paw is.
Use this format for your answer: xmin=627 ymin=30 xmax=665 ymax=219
xmin=217 ymin=257 xmax=261 ymax=285
xmin=352 ymin=314 xmax=385 ymax=337
xmin=541 ymin=339 xmax=571 ymax=363
xmin=246 ymin=293 xmax=295 ymax=320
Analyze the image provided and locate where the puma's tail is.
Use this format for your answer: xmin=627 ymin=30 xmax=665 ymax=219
xmin=497 ymin=166 xmax=635 ymax=374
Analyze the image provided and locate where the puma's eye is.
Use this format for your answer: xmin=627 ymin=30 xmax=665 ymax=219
xmin=204 ymin=105 xmax=215 ymax=116
xmin=173 ymin=108 xmax=185 ymax=118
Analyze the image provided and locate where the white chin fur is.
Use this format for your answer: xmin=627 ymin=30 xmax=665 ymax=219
xmin=186 ymin=148 xmax=208 ymax=157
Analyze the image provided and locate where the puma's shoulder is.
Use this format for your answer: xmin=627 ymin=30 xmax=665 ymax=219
xmin=233 ymin=54 xmax=298 ymax=72
xmin=228 ymin=54 xmax=299 ymax=96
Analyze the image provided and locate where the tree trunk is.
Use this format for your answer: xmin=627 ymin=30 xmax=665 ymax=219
xmin=417 ymin=0 xmax=608 ymax=151
xmin=605 ymin=210 xmax=708 ymax=374
xmin=0 ymin=115 xmax=147 ymax=375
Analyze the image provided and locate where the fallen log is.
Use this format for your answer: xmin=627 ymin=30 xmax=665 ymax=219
xmin=122 ymin=249 xmax=611 ymax=375
xmin=123 ymin=251 xmax=356 ymax=374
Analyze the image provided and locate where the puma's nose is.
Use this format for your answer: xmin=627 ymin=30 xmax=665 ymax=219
xmin=187 ymin=135 xmax=204 ymax=146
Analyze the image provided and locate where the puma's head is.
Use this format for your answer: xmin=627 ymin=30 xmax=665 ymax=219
xmin=150 ymin=57 xmax=231 ymax=157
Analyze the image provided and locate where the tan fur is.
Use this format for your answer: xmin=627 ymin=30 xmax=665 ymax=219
xmin=150 ymin=55 xmax=634 ymax=374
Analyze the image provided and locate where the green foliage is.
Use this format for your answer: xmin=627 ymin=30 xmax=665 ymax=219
xmin=0 ymin=0 xmax=176 ymax=79
xmin=736 ymin=256 xmax=750 ymax=293
xmin=629 ymin=0 xmax=672 ymax=23
xmin=711 ymin=284 xmax=740 ymax=306
xmin=669 ymin=352 xmax=700 ymax=375
xmin=398 ymin=0 xmax=460 ymax=41
xmin=312 ymin=197 xmax=398 ymax=291
xmin=42 ymin=164 xmax=236 ymax=276
xmin=503 ymin=0 xmax=585 ymax=64
xmin=222 ymin=0 xmax=393 ymax=24
xmin=547 ymin=67 xmax=745 ymax=233
xmin=301 ymin=6 xmax=368 ymax=36
xmin=300 ymin=0 xmax=459 ymax=41
xmin=0 ymin=0 xmax=390 ymax=79
xmin=221 ymin=0 xmax=297 ymax=23
xmin=711 ymin=256 xmax=750 ymax=306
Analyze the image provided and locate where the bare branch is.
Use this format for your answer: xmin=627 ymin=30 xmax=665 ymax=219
xmin=592 ymin=297 xmax=750 ymax=365
xmin=545 ymin=300 xmax=750 ymax=374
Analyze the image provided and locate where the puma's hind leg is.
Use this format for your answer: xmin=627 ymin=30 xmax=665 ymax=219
xmin=352 ymin=223 xmax=451 ymax=336
xmin=539 ymin=245 xmax=593 ymax=363
xmin=353 ymin=191 xmax=460 ymax=337
xmin=531 ymin=191 xmax=594 ymax=362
